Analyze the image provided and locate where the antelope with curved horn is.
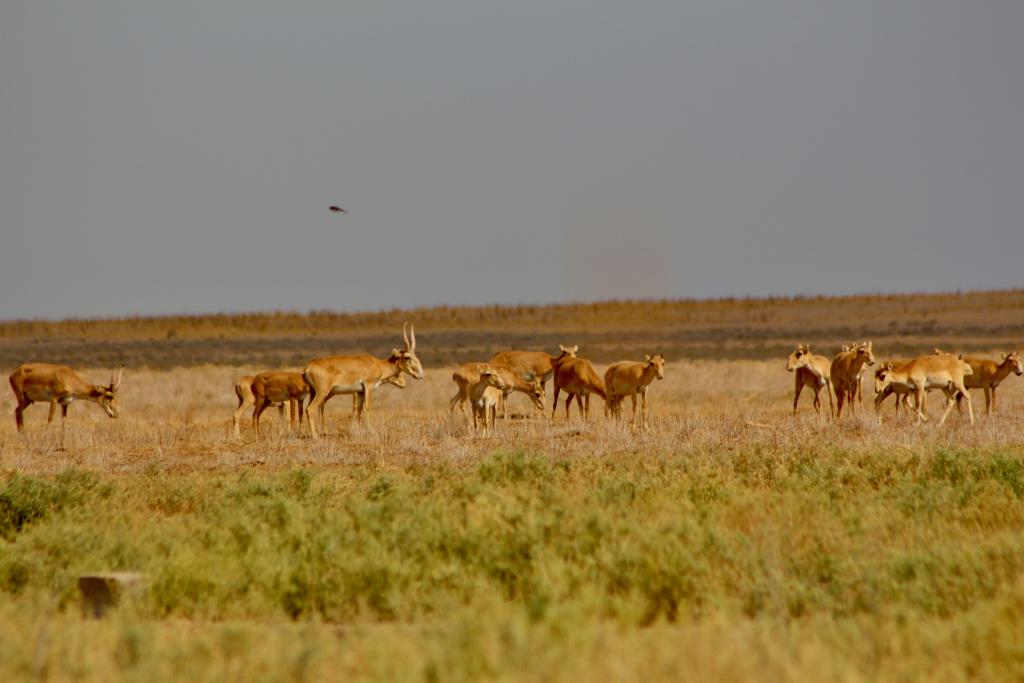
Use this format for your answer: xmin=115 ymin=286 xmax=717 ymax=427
xmin=9 ymin=363 xmax=123 ymax=447
xmin=304 ymin=323 xmax=424 ymax=439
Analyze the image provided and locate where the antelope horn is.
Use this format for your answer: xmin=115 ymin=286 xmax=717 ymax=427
xmin=410 ymin=323 xmax=416 ymax=352
xmin=403 ymin=322 xmax=410 ymax=350
xmin=111 ymin=365 xmax=124 ymax=391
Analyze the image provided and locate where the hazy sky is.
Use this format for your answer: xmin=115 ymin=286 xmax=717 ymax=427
xmin=1 ymin=1 xmax=1022 ymax=319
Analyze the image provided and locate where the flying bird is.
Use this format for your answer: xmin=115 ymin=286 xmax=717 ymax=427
xmin=329 ymin=206 xmax=347 ymax=214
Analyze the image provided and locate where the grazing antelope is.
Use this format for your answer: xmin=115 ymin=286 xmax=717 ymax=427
xmin=785 ymin=344 xmax=834 ymax=417
xmin=551 ymin=354 xmax=606 ymax=422
xmin=489 ymin=345 xmax=578 ymax=392
xmin=604 ymin=354 xmax=666 ymax=427
xmin=9 ymin=363 xmax=122 ymax=447
xmin=873 ymin=361 xmax=916 ymax=416
xmin=875 ymin=352 xmax=974 ymax=425
xmin=250 ymin=372 xmax=310 ymax=439
xmin=949 ymin=351 xmax=1022 ymax=416
xmin=470 ymin=369 xmax=507 ymax=433
xmin=830 ymin=341 xmax=876 ymax=418
xmin=304 ymin=323 xmax=424 ymax=439
xmin=449 ymin=363 xmax=544 ymax=419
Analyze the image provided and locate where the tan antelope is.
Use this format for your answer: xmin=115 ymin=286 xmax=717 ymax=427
xmin=235 ymin=373 xmax=403 ymax=438
xmin=552 ymin=354 xmax=606 ymax=422
xmin=490 ymin=345 xmax=578 ymax=392
xmin=785 ymin=344 xmax=834 ymax=417
xmin=250 ymin=372 xmax=310 ymax=439
xmin=236 ymin=372 xmax=403 ymax=439
xmin=304 ymin=323 xmax=424 ymax=439
xmin=873 ymin=361 xmax=917 ymax=417
xmin=950 ymin=351 xmax=1023 ymax=416
xmin=325 ymin=373 xmax=406 ymax=422
xmin=449 ymin=363 xmax=544 ymax=419
xmin=470 ymin=368 xmax=508 ymax=433
xmin=9 ymin=363 xmax=123 ymax=447
xmin=843 ymin=342 xmax=869 ymax=405
xmin=604 ymin=354 xmax=666 ymax=427
xmin=830 ymin=341 xmax=875 ymax=418
xmin=233 ymin=375 xmax=292 ymax=439
xmin=875 ymin=352 xmax=974 ymax=425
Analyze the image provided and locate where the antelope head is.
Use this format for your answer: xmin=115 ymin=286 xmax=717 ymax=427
xmin=856 ymin=341 xmax=876 ymax=366
xmin=644 ymin=353 xmax=667 ymax=380
xmin=874 ymin=361 xmax=897 ymax=391
xmin=1002 ymin=351 xmax=1023 ymax=376
xmin=525 ymin=377 xmax=545 ymax=410
xmin=391 ymin=322 xmax=424 ymax=380
xmin=94 ymin=366 xmax=123 ymax=418
xmin=552 ymin=344 xmax=579 ymax=368
xmin=479 ymin=369 xmax=507 ymax=391
xmin=786 ymin=344 xmax=811 ymax=372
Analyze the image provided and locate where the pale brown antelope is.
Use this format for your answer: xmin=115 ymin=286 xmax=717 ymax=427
xmin=785 ymin=344 xmax=834 ymax=417
xmin=470 ymin=369 xmax=508 ymax=433
xmin=552 ymin=355 xmax=606 ymax=422
xmin=235 ymin=373 xmax=403 ymax=438
xmin=304 ymin=323 xmax=424 ymax=439
xmin=9 ymin=363 xmax=122 ymax=447
xmin=830 ymin=341 xmax=876 ymax=418
xmin=875 ymin=352 xmax=974 ymax=425
xmin=233 ymin=375 xmax=292 ymax=439
xmin=873 ymin=361 xmax=916 ymax=417
xmin=250 ymin=372 xmax=310 ymax=439
xmin=949 ymin=351 xmax=1022 ymax=416
xmin=449 ymin=363 xmax=544 ymax=419
xmin=489 ymin=345 xmax=578 ymax=392
xmin=604 ymin=354 xmax=666 ymax=427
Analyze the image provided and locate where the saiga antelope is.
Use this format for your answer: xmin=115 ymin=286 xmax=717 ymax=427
xmin=946 ymin=351 xmax=1022 ymax=416
xmin=875 ymin=352 xmax=974 ymax=425
xmin=234 ymin=373 xmax=406 ymax=439
xmin=470 ymin=369 xmax=507 ymax=433
xmin=785 ymin=344 xmax=834 ymax=417
xmin=9 ymin=363 xmax=123 ymax=447
xmin=490 ymin=345 xmax=578 ymax=393
xmin=830 ymin=342 xmax=875 ymax=418
xmin=551 ymin=354 xmax=606 ymax=422
xmin=449 ymin=363 xmax=544 ymax=419
xmin=604 ymin=354 xmax=666 ymax=427
xmin=873 ymin=361 xmax=917 ymax=417
xmin=250 ymin=372 xmax=310 ymax=439
xmin=304 ymin=323 xmax=424 ymax=439
xmin=233 ymin=375 xmax=291 ymax=439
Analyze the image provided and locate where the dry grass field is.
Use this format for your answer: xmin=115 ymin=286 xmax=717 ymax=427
xmin=2 ymin=291 xmax=1024 ymax=681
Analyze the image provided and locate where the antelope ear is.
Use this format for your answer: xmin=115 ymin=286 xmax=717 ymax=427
xmin=644 ymin=354 xmax=652 ymax=362
xmin=1002 ymin=353 xmax=1009 ymax=360
xmin=885 ymin=361 xmax=893 ymax=370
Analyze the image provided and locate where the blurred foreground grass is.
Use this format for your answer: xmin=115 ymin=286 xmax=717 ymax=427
xmin=2 ymin=445 xmax=1024 ymax=681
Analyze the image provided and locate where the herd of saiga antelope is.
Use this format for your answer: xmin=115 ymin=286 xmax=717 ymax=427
xmin=7 ymin=323 xmax=1024 ymax=446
